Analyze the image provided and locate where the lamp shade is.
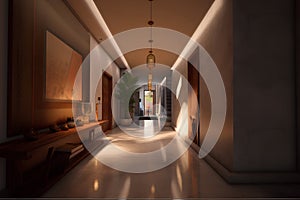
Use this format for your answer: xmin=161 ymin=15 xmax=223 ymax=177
xmin=147 ymin=52 xmax=156 ymax=68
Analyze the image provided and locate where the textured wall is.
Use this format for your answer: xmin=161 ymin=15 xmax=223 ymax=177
xmin=197 ymin=0 xmax=233 ymax=170
xmin=172 ymin=0 xmax=234 ymax=170
xmin=233 ymin=0 xmax=296 ymax=171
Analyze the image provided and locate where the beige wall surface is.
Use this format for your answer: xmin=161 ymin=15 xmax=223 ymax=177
xmin=197 ymin=0 xmax=233 ymax=170
xmin=233 ymin=0 xmax=296 ymax=172
xmin=172 ymin=0 xmax=234 ymax=170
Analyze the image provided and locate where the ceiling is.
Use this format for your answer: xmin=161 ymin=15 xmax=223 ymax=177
xmin=66 ymin=0 xmax=215 ymax=68
xmin=124 ymin=49 xmax=179 ymax=68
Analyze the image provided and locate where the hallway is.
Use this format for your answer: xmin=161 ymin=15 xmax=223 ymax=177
xmin=43 ymin=127 xmax=300 ymax=199
xmin=1 ymin=0 xmax=300 ymax=198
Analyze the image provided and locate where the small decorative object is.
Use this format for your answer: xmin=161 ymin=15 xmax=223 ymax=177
xmin=23 ymin=128 xmax=39 ymax=141
xmin=82 ymin=102 xmax=91 ymax=124
xmin=60 ymin=123 xmax=69 ymax=131
xmin=76 ymin=119 xmax=84 ymax=127
xmin=49 ymin=124 xmax=61 ymax=133
xmin=67 ymin=117 xmax=75 ymax=128
xmin=67 ymin=117 xmax=74 ymax=122
xmin=67 ymin=121 xmax=75 ymax=128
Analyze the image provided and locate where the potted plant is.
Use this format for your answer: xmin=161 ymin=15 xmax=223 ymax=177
xmin=114 ymin=71 xmax=139 ymax=126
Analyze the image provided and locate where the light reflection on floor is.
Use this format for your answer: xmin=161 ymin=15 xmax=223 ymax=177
xmin=43 ymin=127 xmax=300 ymax=199
xmin=118 ymin=117 xmax=167 ymax=139
xmin=106 ymin=126 xmax=175 ymax=153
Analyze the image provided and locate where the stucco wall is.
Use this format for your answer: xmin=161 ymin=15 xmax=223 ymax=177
xmin=197 ymin=0 xmax=233 ymax=170
xmin=233 ymin=0 xmax=296 ymax=171
xmin=172 ymin=0 xmax=234 ymax=170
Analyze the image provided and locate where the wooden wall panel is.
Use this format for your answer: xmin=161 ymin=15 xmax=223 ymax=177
xmin=7 ymin=0 xmax=35 ymax=136
xmin=7 ymin=0 xmax=90 ymax=136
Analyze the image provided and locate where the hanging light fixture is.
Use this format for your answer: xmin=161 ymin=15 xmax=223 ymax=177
xmin=148 ymin=73 xmax=153 ymax=91
xmin=146 ymin=0 xmax=155 ymax=68
xmin=147 ymin=51 xmax=156 ymax=68
xmin=147 ymin=0 xmax=155 ymax=90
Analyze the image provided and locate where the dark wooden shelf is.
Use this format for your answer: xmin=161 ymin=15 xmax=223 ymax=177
xmin=0 ymin=128 xmax=78 ymax=160
xmin=11 ymin=148 xmax=91 ymax=197
xmin=0 ymin=122 xmax=106 ymax=197
xmin=0 ymin=122 xmax=102 ymax=159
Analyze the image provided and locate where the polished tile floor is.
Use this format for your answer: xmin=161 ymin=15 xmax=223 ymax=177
xmin=43 ymin=126 xmax=300 ymax=199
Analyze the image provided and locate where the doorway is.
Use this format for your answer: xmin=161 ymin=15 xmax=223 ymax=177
xmin=188 ymin=61 xmax=200 ymax=146
xmin=144 ymin=90 xmax=156 ymax=116
xmin=102 ymin=72 xmax=113 ymax=130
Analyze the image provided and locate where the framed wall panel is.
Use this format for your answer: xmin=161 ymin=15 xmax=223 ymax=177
xmin=45 ymin=31 xmax=82 ymax=102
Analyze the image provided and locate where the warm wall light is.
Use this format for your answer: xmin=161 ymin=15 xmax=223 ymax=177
xmin=93 ymin=179 xmax=99 ymax=191
xmin=176 ymin=165 xmax=183 ymax=192
xmin=150 ymin=184 xmax=156 ymax=194
xmin=66 ymin=0 xmax=130 ymax=69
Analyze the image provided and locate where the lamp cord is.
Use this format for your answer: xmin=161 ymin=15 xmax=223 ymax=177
xmin=150 ymin=0 xmax=153 ymax=52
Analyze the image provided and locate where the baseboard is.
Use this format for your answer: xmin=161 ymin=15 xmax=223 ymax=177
xmin=189 ymin=143 xmax=300 ymax=184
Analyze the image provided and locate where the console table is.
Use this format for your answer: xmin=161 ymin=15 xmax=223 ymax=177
xmin=0 ymin=120 xmax=109 ymax=197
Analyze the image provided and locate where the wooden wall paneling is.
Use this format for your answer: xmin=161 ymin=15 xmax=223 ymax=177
xmin=102 ymin=72 xmax=113 ymax=130
xmin=7 ymin=0 xmax=35 ymax=137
